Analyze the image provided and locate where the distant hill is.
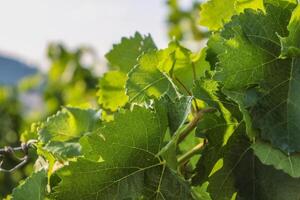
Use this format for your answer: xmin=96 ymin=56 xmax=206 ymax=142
xmin=0 ymin=55 xmax=37 ymax=85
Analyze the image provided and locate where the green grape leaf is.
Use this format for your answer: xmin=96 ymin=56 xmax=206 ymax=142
xmin=126 ymin=51 xmax=179 ymax=103
xmin=157 ymin=95 xmax=193 ymax=169
xmin=222 ymin=89 xmax=258 ymax=139
xmin=106 ymin=32 xmax=157 ymax=73
xmin=213 ymin=2 xmax=294 ymax=90
xmin=192 ymin=48 xmax=211 ymax=79
xmin=97 ymin=71 xmax=128 ymax=111
xmin=20 ymin=122 xmax=41 ymax=142
xmin=12 ymin=170 xmax=47 ymax=200
xmin=199 ymin=0 xmax=264 ymax=31
xmin=161 ymin=95 xmax=193 ymax=135
xmin=214 ymin=3 xmax=294 ymax=90
xmin=235 ymin=0 xmax=264 ymax=12
xmin=250 ymin=160 xmax=300 ymax=200
xmin=200 ymin=0 xmax=236 ymax=31
xmin=252 ymin=140 xmax=300 ymax=178
xmin=206 ymin=125 xmax=251 ymax=200
xmin=194 ymin=123 xmax=300 ymax=200
xmin=53 ymin=106 xmax=193 ymax=200
xmin=157 ymin=41 xmax=209 ymax=88
xmin=39 ymin=107 xmax=101 ymax=159
xmin=193 ymin=79 xmax=238 ymax=140
xmin=36 ymin=147 xmax=56 ymax=187
xmin=281 ymin=4 xmax=300 ymax=57
xmin=196 ymin=113 xmax=229 ymax=139
xmin=193 ymin=79 xmax=220 ymax=108
xmin=193 ymin=122 xmax=252 ymax=200
xmin=214 ymin=32 xmax=266 ymax=90
xmin=192 ymin=80 xmax=241 ymax=199
xmin=212 ymin=3 xmax=300 ymax=153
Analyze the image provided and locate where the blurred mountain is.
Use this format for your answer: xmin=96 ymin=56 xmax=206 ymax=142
xmin=0 ymin=55 xmax=37 ymax=85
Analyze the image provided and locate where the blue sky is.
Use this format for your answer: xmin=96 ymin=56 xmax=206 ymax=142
xmin=0 ymin=0 xmax=171 ymax=68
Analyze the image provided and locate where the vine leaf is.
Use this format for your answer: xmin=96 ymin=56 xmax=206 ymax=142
xmin=199 ymin=0 xmax=264 ymax=31
xmin=250 ymin=160 xmax=300 ymax=200
xmin=252 ymin=140 xmax=300 ymax=178
xmin=192 ymin=80 xmax=253 ymax=200
xmin=97 ymin=71 xmax=128 ymax=111
xmin=126 ymin=51 xmax=179 ymax=104
xmin=53 ymin=105 xmax=193 ymax=200
xmin=161 ymin=95 xmax=193 ymax=135
xmin=193 ymin=121 xmax=252 ymax=200
xmin=38 ymin=107 xmax=101 ymax=159
xmin=12 ymin=170 xmax=47 ymax=200
xmin=106 ymin=32 xmax=156 ymax=73
xmin=157 ymin=95 xmax=193 ymax=169
xmin=157 ymin=41 xmax=209 ymax=88
xmin=212 ymin=3 xmax=300 ymax=153
xmin=213 ymin=2 xmax=294 ymax=90
xmin=193 ymin=79 xmax=238 ymax=141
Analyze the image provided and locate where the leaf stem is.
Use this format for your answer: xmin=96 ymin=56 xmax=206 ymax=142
xmin=192 ymin=62 xmax=197 ymax=81
xmin=174 ymin=76 xmax=192 ymax=96
xmin=178 ymin=142 xmax=204 ymax=165
xmin=177 ymin=108 xmax=215 ymax=144
xmin=173 ymin=76 xmax=199 ymax=111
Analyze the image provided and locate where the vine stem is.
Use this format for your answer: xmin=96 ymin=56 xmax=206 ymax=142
xmin=177 ymin=107 xmax=215 ymax=144
xmin=0 ymin=140 xmax=37 ymax=173
xmin=0 ymin=146 xmax=23 ymax=154
xmin=178 ymin=142 xmax=204 ymax=165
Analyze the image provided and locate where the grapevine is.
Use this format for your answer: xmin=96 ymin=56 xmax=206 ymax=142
xmin=2 ymin=0 xmax=300 ymax=200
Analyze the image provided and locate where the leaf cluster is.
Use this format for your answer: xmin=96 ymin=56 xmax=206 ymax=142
xmin=9 ymin=0 xmax=300 ymax=199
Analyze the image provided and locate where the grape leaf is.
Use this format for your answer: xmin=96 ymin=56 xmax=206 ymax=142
xmin=106 ymin=32 xmax=156 ymax=73
xmin=205 ymin=124 xmax=252 ymax=200
xmin=213 ymin=2 xmax=294 ymax=90
xmin=211 ymin=3 xmax=300 ymax=152
xmin=157 ymin=41 xmax=209 ymax=88
xmin=250 ymin=159 xmax=300 ymax=200
xmin=194 ymin=124 xmax=300 ymax=200
xmin=161 ymin=95 xmax=193 ymax=135
xmin=39 ymin=107 xmax=101 ymax=159
xmin=193 ymin=79 xmax=220 ymax=108
xmin=12 ymin=170 xmax=47 ymax=200
xmin=199 ymin=0 xmax=264 ymax=31
xmin=222 ymin=89 xmax=258 ymax=139
xmin=192 ymin=80 xmax=240 ymax=195
xmin=126 ymin=51 xmax=179 ymax=104
xmin=97 ymin=71 xmax=128 ymax=111
xmin=193 ymin=79 xmax=238 ymax=140
xmin=252 ymin=140 xmax=300 ymax=178
xmin=20 ymin=122 xmax=41 ymax=142
xmin=53 ymin=106 xmax=193 ymax=199
xmin=200 ymin=0 xmax=236 ymax=31
xmin=193 ymin=122 xmax=253 ymax=200
xmin=192 ymin=48 xmax=211 ymax=79
xmin=157 ymin=95 xmax=193 ymax=169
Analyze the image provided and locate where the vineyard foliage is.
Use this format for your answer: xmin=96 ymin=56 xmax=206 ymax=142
xmin=2 ymin=0 xmax=300 ymax=199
